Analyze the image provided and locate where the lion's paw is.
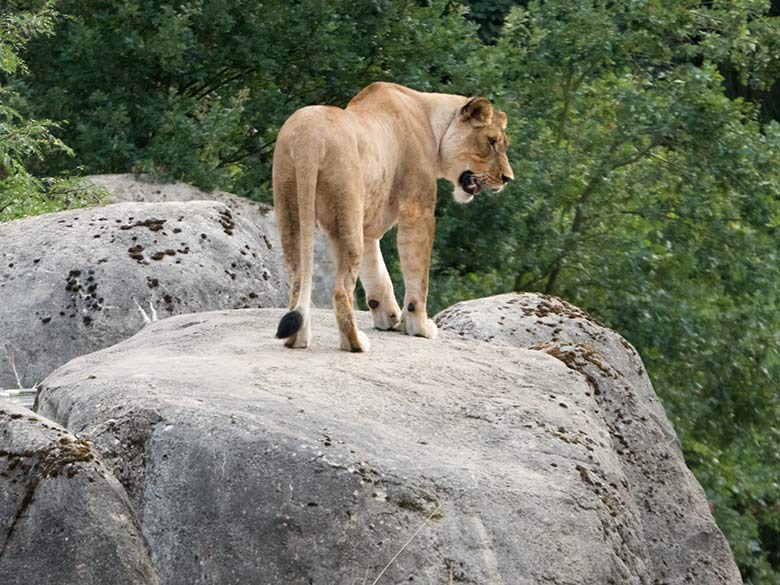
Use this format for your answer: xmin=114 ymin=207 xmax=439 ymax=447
xmin=371 ymin=303 xmax=402 ymax=331
xmin=400 ymin=314 xmax=438 ymax=339
xmin=418 ymin=319 xmax=438 ymax=339
xmin=340 ymin=330 xmax=371 ymax=353
xmin=284 ymin=322 xmax=311 ymax=349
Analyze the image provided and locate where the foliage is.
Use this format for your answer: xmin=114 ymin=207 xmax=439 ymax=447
xmin=19 ymin=0 xmax=484 ymax=198
xmin=7 ymin=0 xmax=780 ymax=581
xmin=426 ymin=2 xmax=780 ymax=581
xmin=0 ymin=2 xmax=103 ymax=222
xmin=464 ymin=0 xmax=517 ymax=42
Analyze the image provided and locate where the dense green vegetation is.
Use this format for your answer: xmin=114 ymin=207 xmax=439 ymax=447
xmin=2 ymin=1 xmax=779 ymax=581
xmin=0 ymin=2 xmax=102 ymax=221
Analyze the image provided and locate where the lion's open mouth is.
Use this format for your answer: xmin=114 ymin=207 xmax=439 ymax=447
xmin=459 ymin=171 xmax=482 ymax=195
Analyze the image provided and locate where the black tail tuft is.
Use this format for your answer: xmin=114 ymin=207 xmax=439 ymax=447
xmin=276 ymin=310 xmax=303 ymax=339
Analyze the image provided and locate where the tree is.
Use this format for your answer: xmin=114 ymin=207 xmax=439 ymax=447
xmin=19 ymin=0 xmax=483 ymax=199
xmin=0 ymin=2 xmax=102 ymax=222
xmin=426 ymin=2 xmax=780 ymax=581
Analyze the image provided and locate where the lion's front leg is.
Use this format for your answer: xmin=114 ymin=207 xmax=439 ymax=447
xmin=397 ymin=205 xmax=438 ymax=339
xmin=360 ymin=238 xmax=402 ymax=330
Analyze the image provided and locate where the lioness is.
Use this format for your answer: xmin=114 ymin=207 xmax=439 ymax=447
xmin=273 ymin=82 xmax=513 ymax=352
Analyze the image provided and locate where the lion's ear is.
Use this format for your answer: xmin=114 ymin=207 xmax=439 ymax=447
xmin=494 ymin=110 xmax=507 ymax=130
xmin=460 ymin=97 xmax=493 ymax=127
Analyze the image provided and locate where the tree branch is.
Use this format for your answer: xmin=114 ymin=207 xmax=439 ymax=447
xmin=543 ymin=138 xmax=660 ymax=294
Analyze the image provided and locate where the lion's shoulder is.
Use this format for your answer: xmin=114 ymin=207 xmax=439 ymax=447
xmin=347 ymin=82 xmax=420 ymax=109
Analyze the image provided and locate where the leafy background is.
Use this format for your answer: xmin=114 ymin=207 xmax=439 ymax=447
xmin=2 ymin=0 xmax=779 ymax=581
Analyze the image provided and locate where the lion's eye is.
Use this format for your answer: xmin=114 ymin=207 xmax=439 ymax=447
xmin=488 ymin=136 xmax=498 ymax=147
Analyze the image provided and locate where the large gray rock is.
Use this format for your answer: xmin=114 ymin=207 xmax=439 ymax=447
xmin=36 ymin=307 xmax=741 ymax=585
xmin=0 ymin=400 xmax=158 ymax=585
xmin=435 ymin=293 xmax=739 ymax=584
xmin=87 ymin=173 xmax=336 ymax=308
xmin=0 ymin=200 xmax=286 ymax=388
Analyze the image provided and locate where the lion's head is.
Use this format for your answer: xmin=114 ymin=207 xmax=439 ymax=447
xmin=440 ymin=97 xmax=514 ymax=204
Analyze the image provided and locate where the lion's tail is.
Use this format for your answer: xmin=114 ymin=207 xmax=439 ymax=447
xmin=275 ymin=154 xmax=318 ymax=341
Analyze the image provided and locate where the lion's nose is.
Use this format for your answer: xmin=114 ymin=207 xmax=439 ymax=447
xmin=501 ymin=174 xmax=513 ymax=184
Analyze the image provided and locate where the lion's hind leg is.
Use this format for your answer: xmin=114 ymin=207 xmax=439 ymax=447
xmin=318 ymin=196 xmax=369 ymax=353
xmin=330 ymin=233 xmax=370 ymax=353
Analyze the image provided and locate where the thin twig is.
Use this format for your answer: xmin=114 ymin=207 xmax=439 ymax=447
xmin=148 ymin=300 xmax=158 ymax=322
xmin=371 ymin=502 xmax=443 ymax=585
xmin=133 ymin=298 xmax=151 ymax=324
xmin=9 ymin=352 xmax=23 ymax=389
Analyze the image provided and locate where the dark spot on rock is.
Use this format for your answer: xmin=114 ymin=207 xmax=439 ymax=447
xmin=248 ymin=292 xmax=257 ymax=299
xmin=83 ymin=316 xmax=92 ymax=326
xmin=173 ymin=227 xmax=182 ymax=233
xmin=165 ymin=249 xmax=176 ymax=256
xmin=369 ymin=300 xmax=379 ymax=309
xmin=41 ymin=317 xmax=51 ymax=324
xmin=10 ymin=413 xmax=23 ymax=419
xmin=151 ymin=252 xmax=165 ymax=261
xmin=262 ymin=235 xmax=272 ymax=249
xmin=33 ymin=258 xmax=40 ymax=264
xmin=217 ymin=209 xmax=236 ymax=235
xmin=201 ymin=233 xmax=208 ymax=240
xmin=163 ymin=294 xmax=173 ymax=304
xmin=147 ymin=277 xmax=159 ymax=288
xmin=68 ymin=270 xmax=81 ymax=278
xmin=576 ymin=464 xmax=594 ymax=486
xmin=128 ymin=244 xmax=144 ymax=254
xmin=120 ymin=218 xmax=167 ymax=232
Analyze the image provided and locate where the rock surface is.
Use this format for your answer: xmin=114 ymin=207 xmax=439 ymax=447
xmin=88 ymin=173 xmax=336 ymax=308
xmin=0 ymin=200 xmax=286 ymax=388
xmin=0 ymin=400 xmax=158 ymax=585
xmin=36 ymin=307 xmax=741 ymax=585
xmin=435 ymin=293 xmax=740 ymax=584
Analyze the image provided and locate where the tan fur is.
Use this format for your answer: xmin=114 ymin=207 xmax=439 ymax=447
xmin=273 ymin=82 xmax=513 ymax=352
